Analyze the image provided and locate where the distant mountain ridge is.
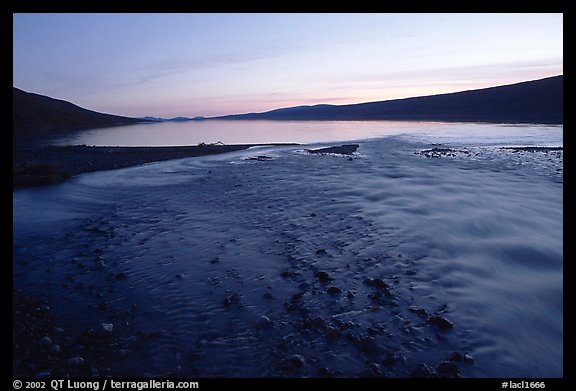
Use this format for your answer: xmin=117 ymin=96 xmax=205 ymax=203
xmin=13 ymin=87 xmax=142 ymax=146
xmin=13 ymin=75 xmax=563 ymax=146
xmin=214 ymin=75 xmax=563 ymax=124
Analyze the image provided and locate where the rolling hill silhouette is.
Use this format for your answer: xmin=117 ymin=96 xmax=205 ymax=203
xmin=215 ymin=75 xmax=563 ymax=124
xmin=13 ymin=88 xmax=141 ymax=145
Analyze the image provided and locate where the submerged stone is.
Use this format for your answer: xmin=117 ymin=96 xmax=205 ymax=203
xmin=255 ymin=315 xmax=273 ymax=329
xmin=315 ymin=271 xmax=332 ymax=283
xmin=410 ymin=363 xmax=434 ymax=378
xmin=428 ymin=315 xmax=454 ymax=329
xmin=288 ymin=354 xmax=305 ymax=367
xmin=327 ymin=286 xmax=343 ymax=295
xmin=409 ymin=305 xmax=429 ymax=317
xmin=436 ymin=361 xmax=459 ymax=377
xmin=308 ymin=144 xmax=359 ymax=155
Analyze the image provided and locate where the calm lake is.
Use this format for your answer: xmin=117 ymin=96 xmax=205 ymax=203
xmin=51 ymin=119 xmax=563 ymax=148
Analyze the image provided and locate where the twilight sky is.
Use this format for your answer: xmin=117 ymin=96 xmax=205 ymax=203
xmin=13 ymin=13 xmax=563 ymax=118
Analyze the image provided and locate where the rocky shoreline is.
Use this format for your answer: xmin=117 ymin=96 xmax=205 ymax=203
xmin=13 ymin=144 xmax=296 ymax=189
xmin=13 ymin=289 xmax=143 ymax=378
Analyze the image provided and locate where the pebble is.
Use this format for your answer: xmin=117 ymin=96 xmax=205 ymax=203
xmin=436 ymin=361 xmax=459 ymax=377
xmin=362 ymin=362 xmax=384 ymax=378
xmin=409 ymin=305 xmax=429 ymax=317
xmin=92 ymin=259 xmax=106 ymax=270
xmin=382 ymin=352 xmax=405 ymax=366
xmin=223 ymin=293 xmax=241 ymax=307
xmin=372 ymin=278 xmax=389 ymax=289
xmin=39 ymin=336 xmax=53 ymax=346
xmin=255 ymin=315 xmax=273 ymax=329
xmin=325 ymin=327 xmax=341 ymax=342
xmin=327 ymin=286 xmax=343 ymax=295
xmin=357 ymin=335 xmax=378 ymax=354
xmin=311 ymin=316 xmax=327 ymax=329
xmin=427 ymin=315 xmax=454 ymax=329
xmin=288 ymin=354 xmax=305 ymax=367
xmin=315 ymin=271 xmax=332 ymax=283
xmin=99 ymin=322 xmax=114 ymax=336
xmin=67 ymin=356 xmax=85 ymax=367
xmin=317 ymin=367 xmax=334 ymax=378
xmin=410 ymin=363 xmax=433 ymax=378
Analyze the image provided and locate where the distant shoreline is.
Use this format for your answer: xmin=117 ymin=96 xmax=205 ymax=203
xmin=13 ymin=143 xmax=298 ymax=189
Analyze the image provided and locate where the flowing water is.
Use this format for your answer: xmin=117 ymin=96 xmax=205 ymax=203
xmin=14 ymin=121 xmax=563 ymax=377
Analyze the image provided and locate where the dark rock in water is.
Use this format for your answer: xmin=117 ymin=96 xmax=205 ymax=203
xmin=361 ymin=362 xmax=385 ymax=378
xmin=410 ymin=363 xmax=434 ymax=378
xmin=255 ymin=315 xmax=273 ymax=329
xmin=39 ymin=336 xmax=53 ymax=346
xmin=447 ymin=351 xmax=473 ymax=364
xmin=114 ymin=272 xmax=127 ymax=281
xmin=314 ymin=271 xmax=332 ymax=283
xmin=315 ymin=248 xmax=327 ymax=255
xmin=419 ymin=147 xmax=469 ymax=158
xmin=246 ymin=155 xmax=274 ymax=161
xmin=281 ymin=270 xmax=297 ymax=279
xmin=327 ymin=286 xmax=343 ymax=295
xmin=85 ymin=226 xmax=107 ymax=235
xmin=409 ymin=305 xmax=429 ymax=317
xmin=67 ymin=356 xmax=85 ymax=367
xmin=463 ymin=353 xmax=474 ymax=364
xmin=335 ymin=319 xmax=356 ymax=330
xmin=502 ymin=146 xmax=563 ymax=153
xmin=363 ymin=277 xmax=375 ymax=286
xmin=428 ymin=315 xmax=454 ymax=329
xmin=372 ymin=278 xmax=389 ymax=289
xmin=325 ymin=326 xmax=341 ymax=342
xmin=308 ymin=144 xmax=359 ymax=155
xmin=223 ymin=293 xmax=241 ymax=308
xmin=288 ymin=354 xmax=305 ymax=367
xmin=317 ymin=367 xmax=335 ymax=378
xmin=383 ymin=352 xmax=405 ymax=367
xmin=311 ymin=316 xmax=327 ymax=329
xmin=436 ymin=361 xmax=459 ymax=378
xmin=98 ymin=322 xmax=114 ymax=337
xmin=358 ymin=336 xmax=379 ymax=355
xmin=447 ymin=351 xmax=463 ymax=362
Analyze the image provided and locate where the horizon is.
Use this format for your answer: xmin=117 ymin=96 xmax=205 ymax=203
xmin=13 ymin=13 xmax=563 ymax=118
